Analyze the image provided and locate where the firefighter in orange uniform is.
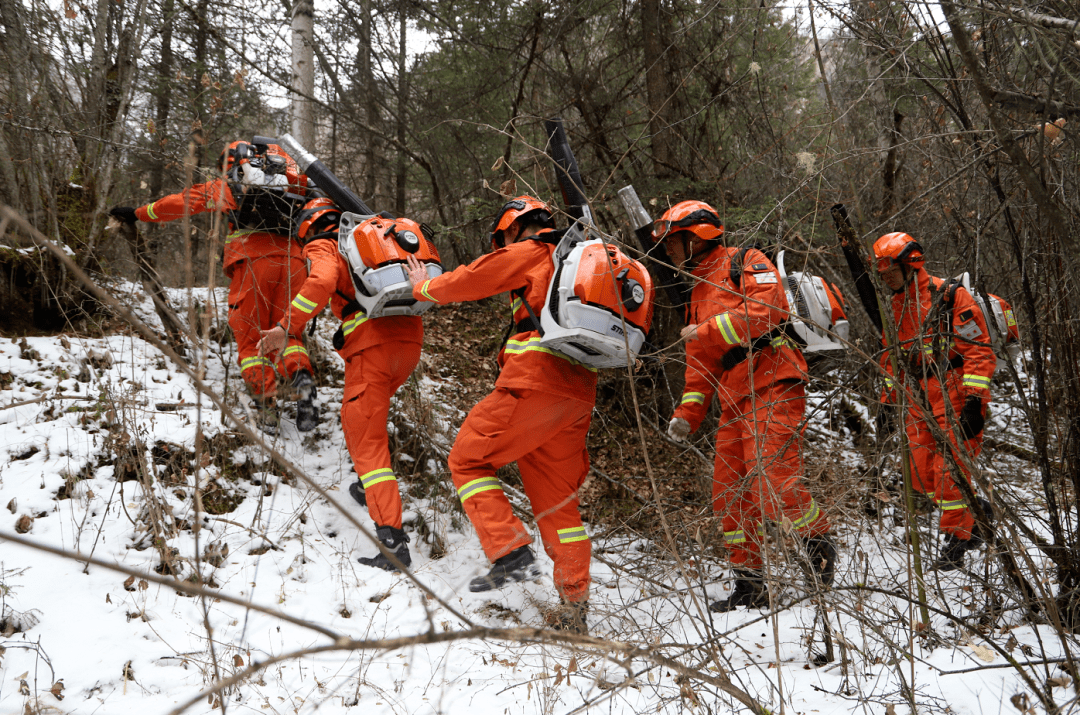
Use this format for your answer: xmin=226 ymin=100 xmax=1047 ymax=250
xmin=109 ymin=140 xmax=317 ymax=434
xmin=257 ymin=201 xmax=425 ymax=571
xmin=658 ymin=200 xmax=835 ymax=612
xmin=873 ymin=232 xmax=996 ymax=571
xmin=404 ymin=197 xmax=594 ymax=634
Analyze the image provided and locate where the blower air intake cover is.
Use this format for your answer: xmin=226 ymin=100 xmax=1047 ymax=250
xmin=539 ymin=236 xmax=655 ymax=368
xmin=776 ymin=250 xmax=849 ymax=352
xmin=338 ymin=211 xmax=443 ymax=318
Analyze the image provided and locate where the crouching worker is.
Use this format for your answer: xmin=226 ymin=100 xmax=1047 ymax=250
xmin=257 ymin=200 xmax=424 ymax=571
xmin=657 ymin=200 xmax=836 ymax=613
xmin=404 ymin=196 xmax=594 ymax=634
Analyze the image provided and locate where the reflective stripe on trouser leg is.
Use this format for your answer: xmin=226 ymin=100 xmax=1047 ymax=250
xmin=448 ymin=387 xmax=593 ymax=575
xmin=713 ymin=414 xmax=764 ymax=567
xmin=720 ymin=493 xmax=764 ymax=568
xmin=341 ymin=342 xmax=421 ymax=530
xmin=229 ymin=252 xmax=309 ymax=398
xmin=935 ymin=390 xmax=983 ymax=540
xmin=747 ymin=381 xmax=830 ymax=536
xmin=519 ymin=404 xmax=594 ymax=603
xmin=280 ymin=342 xmax=311 ymax=378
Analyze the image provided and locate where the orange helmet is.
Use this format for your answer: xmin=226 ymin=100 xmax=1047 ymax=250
xmin=489 ymin=196 xmax=554 ymax=249
xmin=295 ymin=197 xmax=341 ymax=243
xmin=873 ymin=232 xmax=924 ymax=272
xmin=651 ymin=200 xmax=724 ymax=243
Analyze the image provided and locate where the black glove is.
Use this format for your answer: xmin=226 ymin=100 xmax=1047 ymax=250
xmin=958 ymin=395 xmax=985 ymax=439
xmin=109 ymin=206 xmax=139 ymax=224
xmin=875 ymin=403 xmax=897 ymax=437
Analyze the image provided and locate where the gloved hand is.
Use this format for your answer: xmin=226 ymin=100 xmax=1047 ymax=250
xmin=958 ymin=395 xmax=985 ymax=439
xmin=667 ymin=417 xmax=691 ymax=442
xmin=109 ymin=206 xmax=138 ymax=224
xmin=875 ymin=403 xmax=897 ymax=437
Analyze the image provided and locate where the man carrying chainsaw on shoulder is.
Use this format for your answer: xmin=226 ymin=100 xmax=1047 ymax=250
xmin=109 ymin=139 xmax=317 ymax=435
xmin=873 ymin=232 xmax=996 ymax=571
xmin=403 ymin=196 xmax=595 ymax=634
xmin=658 ymin=200 xmax=836 ymax=613
xmin=256 ymin=202 xmax=429 ymax=572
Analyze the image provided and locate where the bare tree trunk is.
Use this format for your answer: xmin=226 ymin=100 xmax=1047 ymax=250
xmin=642 ymin=0 xmax=673 ymax=179
xmin=291 ymin=0 xmax=316 ymax=148
xmin=359 ymin=0 xmax=378 ymax=202
xmin=394 ymin=1 xmax=407 ymax=215
xmin=148 ymin=0 xmax=175 ymax=199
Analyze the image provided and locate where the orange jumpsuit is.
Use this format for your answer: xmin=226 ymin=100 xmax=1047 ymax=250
xmin=280 ymin=237 xmax=422 ymax=530
xmin=671 ymin=247 xmax=829 ymax=569
xmin=413 ymin=237 xmax=597 ymax=603
xmin=881 ymin=269 xmax=995 ymax=539
xmin=136 ymin=180 xmax=312 ymax=398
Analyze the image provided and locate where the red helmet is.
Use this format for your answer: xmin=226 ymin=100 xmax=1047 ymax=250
xmin=489 ymin=196 xmax=554 ymax=249
xmin=651 ymin=200 xmax=724 ymax=243
xmin=295 ymin=197 xmax=341 ymax=243
xmin=873 ymin=232 xmax=924 ymax=272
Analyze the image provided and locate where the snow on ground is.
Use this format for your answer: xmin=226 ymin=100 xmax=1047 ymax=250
xmin=0 ymin=283 xmax=1072 ymax=714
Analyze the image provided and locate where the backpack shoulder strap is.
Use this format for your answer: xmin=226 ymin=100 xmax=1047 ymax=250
xmin=729 ymin=246 xmax=751 ymax=288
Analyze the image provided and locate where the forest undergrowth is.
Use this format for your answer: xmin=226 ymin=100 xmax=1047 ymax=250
xmin=0 ymin=273 xmax=1074 ymax=715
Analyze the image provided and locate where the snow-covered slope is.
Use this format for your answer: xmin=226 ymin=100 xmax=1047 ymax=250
xmin=0 ymin=283 xmax=1068 ymax=715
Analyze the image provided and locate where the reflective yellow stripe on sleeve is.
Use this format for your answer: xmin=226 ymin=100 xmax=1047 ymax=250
xmin=962 ymin=374 xmax=991 ymax=390
xmin=715 ymin=313 xmax=742 ymax=345
xmin=291 ymin=294 xmax=318 ymax=314
xmin=680 ymin=392 xmax=705 ymax=406
xmin=937 ymin=498 xmax=968 ymax=511
xmin=457 ymin=477 xmax=504 ymax=504
xmin=557 ymin=526 xmax=589 ymax=544
xmin=419 ymin=279 xmax=438 ymax=303
xmin=145 ymin=202 xmax=158 ymax=220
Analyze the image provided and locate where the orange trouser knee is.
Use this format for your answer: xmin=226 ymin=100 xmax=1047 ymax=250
xmin=449 ymin=387 xmax=593 ymax=602
xmin=711 ymin=381 xmax=828 ymax=568
xmin=341 ymin=342 xmax=421 ymax=530
xmin=229 ymin=255 xmax=311 ymax=398
xmin=905 ymin=391 xmax=983 ymax=539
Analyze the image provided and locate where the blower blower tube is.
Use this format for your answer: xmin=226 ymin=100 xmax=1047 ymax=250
xmin=277 ymin=133 xmax=375 ymax=216
xmin=543 ymin=118 xmax=588 ymax=222
xmin=618 ymin=185 xmax=688 ymax=322
xmin=831 ymin=203 xmax=882 ymax=333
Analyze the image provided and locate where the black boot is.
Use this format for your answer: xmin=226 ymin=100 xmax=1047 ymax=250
xmin=348 ymin=481 xmax=367 ymax=507
xmin=469 ymin=546 xmax=540 ymax=592
xmin=933 ymin=533 xmax=979 ymax=572
xmin=253 ymin=397 xmax=279 ymax=436
xmin=545 ymin=599 xmax=589 ymax=635
xmin=800 ymin=534 xmax=838 ymax=587
xmin=292 ymin=370 xmax=318 ymax=433
xmin=357 ymin=526 xmax=411 ymax=572
xmin=709 ymin=569 xmax=769 ymax=613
